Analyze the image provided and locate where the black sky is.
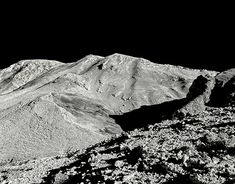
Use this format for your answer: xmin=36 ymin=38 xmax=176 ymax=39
xmin=0 ymin=4 xmax=234 ymax=72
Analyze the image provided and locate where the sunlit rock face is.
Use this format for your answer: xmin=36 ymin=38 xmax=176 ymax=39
xmin=0 ymin=54 xmax=217 ymax=164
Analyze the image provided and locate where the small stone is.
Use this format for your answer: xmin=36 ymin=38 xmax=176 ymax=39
xmin=105 ymin=169 xmax=113 ymax=174
xmin=123 ymin=173 xmax=135 ymax=181
xmin=53 ymin=172 xmax=69 ymax=184
xmin=115 ymin=160 xmax=125 ymax=168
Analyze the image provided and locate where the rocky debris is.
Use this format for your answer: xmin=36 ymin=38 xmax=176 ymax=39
xmin=0 ymin=106 xmax=234 ymax=183
xmin=0 ymin=54 xmax=216 ymax=164
xmin=208 ymin=68 xmax=235 ymax=107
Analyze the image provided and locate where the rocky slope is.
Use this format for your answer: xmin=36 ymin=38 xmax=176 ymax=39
xmin=0 ymin=54 xmax=234 ymax=183
xmin=0 ymin=54 xmax=216 ymax=164
xmin=1 ymin=106 xmax=234 ymax=184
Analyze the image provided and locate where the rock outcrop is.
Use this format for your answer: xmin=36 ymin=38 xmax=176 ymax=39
xmin=208 ymin=68 xmax=235 ymax=107
xmin=173 ymin=74 xmax=215 ymax=117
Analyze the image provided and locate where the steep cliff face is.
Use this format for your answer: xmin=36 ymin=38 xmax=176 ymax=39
xmin=0 ymin=54 xmax=217 ymax=164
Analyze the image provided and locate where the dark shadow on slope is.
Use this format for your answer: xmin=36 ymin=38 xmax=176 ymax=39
xmin=110 ymin=75 xmax=212 ymax=131
xmin=110 ymin=98 xmax=187 ymax=131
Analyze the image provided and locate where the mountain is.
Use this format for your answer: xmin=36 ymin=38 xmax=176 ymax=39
xmin=0 ymin=54 xmax=234 ymax=183
xmin=0 ymin=54 xmax=217 ymax=165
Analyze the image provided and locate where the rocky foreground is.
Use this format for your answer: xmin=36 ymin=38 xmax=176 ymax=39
xmin=0 ymin=106 xmax=234 ymax=183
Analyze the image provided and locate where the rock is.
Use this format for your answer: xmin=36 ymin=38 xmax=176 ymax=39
xmin=123 ymin=173 xmax=135 ymax=181
xmin=53 ymin=172 xmax=69 ymax=184
xmin=115 ymin=160 xmax=125 ymax=168
xmin=174 ymin=74 xmax=215 ymax=117
xmin=208 ymin=68 xmax=235 ymax=107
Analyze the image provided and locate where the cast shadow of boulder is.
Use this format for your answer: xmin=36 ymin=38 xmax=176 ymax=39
xmin=110 ymin=98 xmax=187 ymax=131
xmin=110 ymin=75 xmax=213 ymax=132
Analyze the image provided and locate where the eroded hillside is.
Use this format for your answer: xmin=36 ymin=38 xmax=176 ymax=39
xmin=0 ymin=54 xmax=216 ymax=164
xmin=0 ymin=54 xmax=234 ymax=184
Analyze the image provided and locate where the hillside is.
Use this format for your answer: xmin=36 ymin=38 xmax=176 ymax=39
xmin=1 ymin=106 xmax=234 ymax=183
xmin=0 ymin=54 xmax=234 ymax=183
xmin=0 ymin=54 xmax=216 ymax=164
